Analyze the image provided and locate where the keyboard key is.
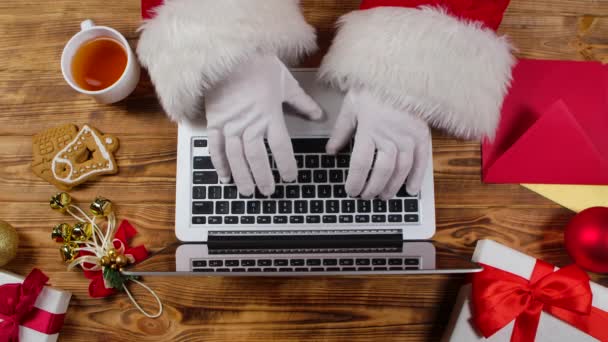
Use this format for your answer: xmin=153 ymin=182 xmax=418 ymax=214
xmin=321 ymin=155 xmax=336 ymax=168
xmin=356 ymin=259 xmax=371 ymax=266
xmin=209 ymin=260 xmax=223 ymax=267
xmin=327 ymin=267 xmax=340 ymax=272
xmin=306 ymin=215 xmax=321 ymax=224
xmin=323 ymin=215 xmax=337 ymax=223
xmin=340 ymin=259 xmax=354 ymax=266
xmin=232 ymin=268 xmax=246 ymax=272
xmin=271 ymin=185 xmax=284 ymax=199
xmin=241 ymin=216 xmax=255 ymax=224
xmin=255 ymin=188 xmax=268 ymax=199
xmin=405 ymin=258 xmax=420 ymax=265
xmin=193 ymin=186 xmax=206 ymax=199
xmin=193 ymin=171 xmax=218 ymax=184
xmin=404 ymin=199 xmax=419 ymax=212
xmin=247 ymin=268 xmax=262 ymax=272
xmin=389 ymin=199 xmax=403 ymax=212
xmin=215 ymin=201 xmax=229 ymax=214
xmin=279 ymin=268 xmax=294 ymax=272
xmin=209 ymin=216 xmax=223 ymax=224
xmin=273 ymin=216 xmax=288 ymax=224
xmin=290 ymin=259 xmax=305 ymax=266
xmin=326 ymin=200 xmax=339 ymax=213
xmin=298 ymin=170 xmax=312 ymax=183
xmin=263 ymin=201 xmax=276 ymax=214
xmin=318 ymin=185 xmax=332 ymax=198
xmin=242 ymin=260 xmax=256 ymax=267
xmin=208 ymin=186 xmax=222 ymax=199
xmin=193 ymin=260 xmax=207 ymax=267
xmin=193 ymin=268 xmax=214 ymax=272
xmin=306 ymin=259 xmax=321 ymax=266
xmin=337 ymin=155 xmax=350 ymax=168
xmin=339 ymin=215 xmax=354 ymax=223
xmin=404 ymin=215 xmax=419 ymax=222
xmin=192 ymin=216 xmax=206 ymax=225
xmin=405 ymin=266 xmax=419 ymax=270
xmin=342 ymin=267 xmax=356 ymax=271
xmin=257 ymin=216 xmax=271 ymax=224
xmin=333 ymin=185 xmax=347 ymax=198
xmin=357 ymin=200 xmax=371 ymax=213
xmin=374 ymin=267 xmax=388 ymax=271
xmin=372 ymin=215 xmax=386 ymax=223
xmin=258 ymin=260 xmax=272 ymax=266
xmin=305 ymin=155 xmax=320 ymax=168
xmin=397 ymin=185 xmax=416 ymax=197
xmin=373 ymin=200 xmax=387 ymax=213
xmin=372 ymin=259 xmax=387 ymax=266
xmin=323 ymin=259 xmax=338 ymax=266
xmin=290 ymin=216 xmax=305 ymax=224
xmin=193 ymin=139 xmax=207 ymax=148
xmin=388 ymin=215 xmax=403 ymax=223
xmin=390 ymin=267 xmax=404 ymax=271
xmin=302 ymin=185 xmax=316 ymax=198
xmin=224 ymin=186 xmax=238 ymax=199
xmin=225 ymin=216 xmax=238 ymax=224
xmin=274 ymin=259 xmax=288 ymax=266
xmin=286 ymin=186 xmax=300 ymax=198
xmin=263 ymin=268 xmax=277 ymax=272
xmin=342 ymin=200 xmax=356 ymax=213
xmin=329 ymin=170 xmax=343 ymax=183
xmin=311 ymin=267 xmax=324 ymax=272
xmin=279 ymin=201 xmax=292 ymax=214
xmin=226 ymin=260 xmax=239 ymax=267
xmin=192 ymin=202 xmax=213 ymax=215
xmin=295 ymin=155 xmax=304 ymax=168
xmin=240 ymin=193 xmax=253 ymax=199
xmin=295 ymin=268 xmax=309 ymax=272
xmin=311 ymin=201 xmax=323 ymax=213
xmin=247 ymin=201 xmax=261 ymax=214
xmin=358 ymin=267 xmax=372 ymax=271
xmin=231 ymin=201 xmax=245 ymax=214
xmin=356 ymin=215 xmax=370 ymax=223
xmin=389 ymin=259 xmax=403 ymax=265
xmin=314 ymin=170 xmax=328 ymax=183
xmin=294 ymin=201 xmax=308 ymax=214
xmin=217 ymin=268 xmax=231 ymax=272
xmin=292 ymin=138 xmax=328 ymax=153
xmin=193 ymin=156 xmax=214 ymax=170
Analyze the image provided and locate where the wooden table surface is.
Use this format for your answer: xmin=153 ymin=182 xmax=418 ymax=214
xmin=1 ymin=0 xmax=607 ymax=341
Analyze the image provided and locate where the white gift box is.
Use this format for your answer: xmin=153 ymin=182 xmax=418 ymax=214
xmin=442 ymin=240 xmax=608 ymax=342
xmin=0 ymin=270 xmax=72 ymax=342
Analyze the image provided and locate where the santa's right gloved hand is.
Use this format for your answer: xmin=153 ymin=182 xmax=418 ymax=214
xmin=206 ymin=54 xmax=323 ymax=197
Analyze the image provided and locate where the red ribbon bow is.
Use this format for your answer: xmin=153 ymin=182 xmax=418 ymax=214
xmin=0 ymin=269 xmax=66 ymax=342
xmin=81 ymin=220 xmax=148 ymax=298
xmin=472 ymin=261 xmax=608 ymax=341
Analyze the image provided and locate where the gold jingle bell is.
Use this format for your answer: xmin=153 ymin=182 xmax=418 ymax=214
xmin=115 ymin=254 xmax=128 ymax=267
xmin=90 ymin=197 xmax=113 ymax=217
xmin=51 ymin=223 xmax=72 ymax=242
xmin=107 ymin=248 xmax=118 ymax=258
xmin=50 ymin=192 xmax=72 ymax=213
xmin=60 ymin=242 xmax=78 ymax=262
xmin=71 ymin=222 xmax=92 ymax=241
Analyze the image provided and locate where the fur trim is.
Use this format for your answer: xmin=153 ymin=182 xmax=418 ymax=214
xmin=319 ymin=6 xmax=515 ymax=140
xmin=137 ymin=0 xmax=317 ymax=122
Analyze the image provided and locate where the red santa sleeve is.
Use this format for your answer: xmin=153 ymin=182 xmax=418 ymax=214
xmin=137 ymin=0 xmax=316 ymax=122
xmin=319 ymin=0 xmax=516 ymax=140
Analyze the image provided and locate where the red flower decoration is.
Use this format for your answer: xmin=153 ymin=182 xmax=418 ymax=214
xmin=78 ymin=220 xmax=148 ymax=298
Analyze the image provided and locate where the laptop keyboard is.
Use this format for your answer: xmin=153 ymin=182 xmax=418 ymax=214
xmin=192 ymin=256 xmax=421 ymax=272
xmin=191 ymin=138 xmax=420 ymax=226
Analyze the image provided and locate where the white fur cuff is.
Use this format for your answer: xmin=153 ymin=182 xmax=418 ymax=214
xmin=319 ymin=7 xmax=515 ymax=140
xmin=137 ymin=0 xmax=317 ymax=122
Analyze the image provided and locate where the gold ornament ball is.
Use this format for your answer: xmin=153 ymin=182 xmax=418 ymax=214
xmin=115 ymin=254 xmax=128 ymax=267
xmin=50 ymin=192 xmax=72 ymax=213
xmin=107 ymin=248 xmax=117 ymax=258
xmin=99 ymin=256 xmax=111 ymax=267
xmin=0 ymin=220 xmax=19 ymax=267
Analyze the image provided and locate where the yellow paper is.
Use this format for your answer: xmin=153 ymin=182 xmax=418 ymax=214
xmin=522 ymin=184 xmax=608 ymax=212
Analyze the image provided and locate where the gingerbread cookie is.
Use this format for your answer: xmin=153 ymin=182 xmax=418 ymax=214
xmin=32 ymin=124 xmax=119 ymax=190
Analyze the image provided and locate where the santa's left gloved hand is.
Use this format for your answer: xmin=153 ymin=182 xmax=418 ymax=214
xmin=326 ymin=88 xmax=431 ymax=200
xmin=206 ymin=54 xmax=323 ymax=197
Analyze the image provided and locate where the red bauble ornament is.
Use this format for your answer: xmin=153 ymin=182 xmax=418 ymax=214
xmin=564 ymin=207 xmax=608 ymax=273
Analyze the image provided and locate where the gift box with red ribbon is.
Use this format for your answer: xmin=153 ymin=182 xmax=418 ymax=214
xmin=0 ymin=269 xmax=71 ymax=342
xmin=442 ymin=240 xmax=608 ymax=342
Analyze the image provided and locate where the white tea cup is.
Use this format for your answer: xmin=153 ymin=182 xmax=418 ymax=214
xmin=61 ymin=19 xmax=140 ymax=104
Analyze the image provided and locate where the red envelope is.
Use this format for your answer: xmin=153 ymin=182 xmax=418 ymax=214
xmin=142 ymin=0 xmax=163 ymax=19
xmin=482 ymin=59 xmax=608 ymax=185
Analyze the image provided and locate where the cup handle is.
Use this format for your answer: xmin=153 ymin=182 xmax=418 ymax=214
xmin=80 ymin=19 xmax=95 ymax=31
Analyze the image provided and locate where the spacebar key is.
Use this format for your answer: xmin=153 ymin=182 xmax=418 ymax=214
xmin=292 ymin=139 xmax=329 ymax=153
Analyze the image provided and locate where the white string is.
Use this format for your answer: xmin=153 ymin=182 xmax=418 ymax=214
xmin=61 ymin=199 xmax=163 ymax=318
xmin=122 ymin=279 xmax=163 ymax=318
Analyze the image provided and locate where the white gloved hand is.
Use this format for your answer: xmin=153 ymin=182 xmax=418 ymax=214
xmin=206 ymin=55 xmax=323 ymax=197
xmin=326 ymin=89 xmax=431 ymax=200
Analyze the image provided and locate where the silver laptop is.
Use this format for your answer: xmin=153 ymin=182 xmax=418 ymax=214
xmin=124 ymin=69 xmax=481 ymax=276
